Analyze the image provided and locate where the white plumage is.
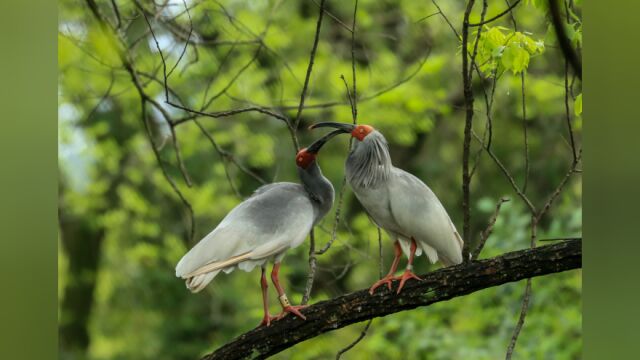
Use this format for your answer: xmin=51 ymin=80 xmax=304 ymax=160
xmin=353 ymin=167 xmax=463 ymax=267
xmin=175 ymin=183 xmax=315 ymax=292
xmin=311 ymin=122 xmax=463 ymax=294
xmin=174 ymin=130 xmax=339 ymax=326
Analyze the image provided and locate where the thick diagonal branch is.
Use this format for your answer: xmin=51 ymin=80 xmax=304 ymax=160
xmin=204 ymin=240 xmax=581 ymax=359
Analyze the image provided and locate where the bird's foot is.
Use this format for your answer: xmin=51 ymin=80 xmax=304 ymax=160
xmin=368 ymin=274 xmax=396 ymax=295
xmin=395 ymin=269 xmax=422 ymax=294
xmin=276 ymin=305 xmax=308 ymax=321
xmin=258 ymin=313 xmax=278 ymax=327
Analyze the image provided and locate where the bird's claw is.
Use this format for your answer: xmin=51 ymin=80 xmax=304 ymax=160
xmin=259 ymin=313 xmax=278 ymax=327
xmin=276 ymin=305 xmax=308 ymax=321
xmin=368 ymin=275 xmax=396 ymax=295
xmin=396 ymin=269 xmax=422 ymax=294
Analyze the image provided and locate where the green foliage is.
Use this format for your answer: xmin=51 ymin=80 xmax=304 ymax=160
xmin=575 ymin=93 xmax=583 ymax=116
xmin=469 ymin=26 xmax=545 ymax=75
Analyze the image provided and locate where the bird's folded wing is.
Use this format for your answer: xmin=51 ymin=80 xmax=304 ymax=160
xmin=183 ymin=252 xmax=252 ymax=278
xmin=388 ymin=169 xmax=462 ymax=257
xmin=183 ymin=241 xmax=290 ymax=278
xmin=176 ymin=183 xmax=313 ymax=278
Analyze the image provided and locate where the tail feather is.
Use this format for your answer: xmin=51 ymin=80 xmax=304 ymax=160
xmin=185 ymin=270 xmax=220 ymax=293
xmin=420 ymin=242 xmax=439 ymax=264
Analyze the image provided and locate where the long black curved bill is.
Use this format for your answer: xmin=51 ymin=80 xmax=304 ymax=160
xmin=306 ymin=129 xmax=348 ymax=154
xmin=308 ymin=121 xmax=356 ymax=133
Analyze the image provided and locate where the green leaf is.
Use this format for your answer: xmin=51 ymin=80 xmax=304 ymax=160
xmin=501 ymin=44 xmax=530 ymax=74
xmin=574 ymin=93 xmax=583 ymax=116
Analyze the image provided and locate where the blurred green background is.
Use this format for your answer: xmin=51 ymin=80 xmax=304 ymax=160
xmin=57 ymin=0 xmax=582 ymax=359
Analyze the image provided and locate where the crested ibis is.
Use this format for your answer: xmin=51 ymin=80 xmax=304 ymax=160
xmin=310 ymin=122 xmax=463 ymax=295
xmin=175 ymin=130 xmax=340 ymax=325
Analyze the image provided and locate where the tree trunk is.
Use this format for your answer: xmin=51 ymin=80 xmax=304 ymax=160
xmin=58 ymin=207 xmax=103 ymax=354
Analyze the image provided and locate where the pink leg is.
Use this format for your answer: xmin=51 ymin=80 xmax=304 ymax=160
xmin=258 ymin=266 xmax=276 ymax=326
xmin=395 ymin=238 xmax=423 ymax=294
xmin=271 ymin=262 xmax=307 ymax=321
xmin=369 ymin=241 xmax=403 ymax=295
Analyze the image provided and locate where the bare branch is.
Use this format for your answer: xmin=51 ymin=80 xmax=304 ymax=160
xmin=171 ymin=105 xmax=290 ymax=126
xmin=304 ymin=1 xmax=360 ymax=305
xmin=110 ymin=0 xmax=122 ymax=29
xmin=536 ymin=149 xmax=582 ymax=222
xmin=430 ymin=0 xmax=460 ymax=38
xmin=84 ymin=0 xmax=196 ymax=244
xmin=335 ymin=319 xmax=373 ymax=359
xmin=461 ymin=0 xmax=487 ymax=260
xmin=311 ymin=0 xmax=353 ymax=33
xmin=193 ymin=118 xmax=267 ymax=197
xmin=301 ymin=229 xmax=316 ymax=305
xmin=506 ymin=278 xmax=532 ymax=359
xmin=472 ymin=197 xmax=510 ymax=259
xmin=141 ymin=9 xmax=194 ymax=187
xmin=469 ymin=0 xmax=522 ymax=27
xmin=472 ymin=131 xmax=537 ymax=213
xmin=292 ymin=0 xmax=327 ymax=133
xmin=564 ymin=59 xmax=578 ymax=163
xmin=506 ymin=216 xmax=537 ymax=359
xmin=548 ymin=0 xmax=582 ymax=79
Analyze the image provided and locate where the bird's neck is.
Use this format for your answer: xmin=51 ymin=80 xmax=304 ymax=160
xmin=298 ymin=162 xmax=335 ymax=222
xmin=346 ymin=134 xmax=392 ymax=189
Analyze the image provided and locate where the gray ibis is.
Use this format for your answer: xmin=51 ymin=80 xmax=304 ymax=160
xmin=310 ymin=122 xmax=463 ymax=295
xmin=175 ymin=130 xmax=340 ymax=326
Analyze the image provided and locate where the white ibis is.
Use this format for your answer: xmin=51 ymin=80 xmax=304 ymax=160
xmin=310 ymin=122 xmax=463 ymax=295
xmin=175 ymin=130 xmax=340 ymax=326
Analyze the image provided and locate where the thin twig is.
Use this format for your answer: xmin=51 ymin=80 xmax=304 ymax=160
xmin=311 ymin=0 xmax=353 ymax=33
xmin=172 ymin=105 xmax=290 ymax=126
xmin=84 ymin=0 xmax=196 ymax=244
xmin=536 ymin=149 xmax=581 ymax=222
xmin=142 ymin=99 xmax=196 ymax=245
xmin=564 ymin=59 xmax=578 ymax=163
xmin=166 ymin=0 xmax=192 ymax=78
xmin=350 ymin=0 xmax=359 ymax=123
xmin=431 ymin=0 xmax=460 ymax=38
xmin=503 ymin=1 xmax=529 ymax=194
xmin=110 ymin=0 xmax=122 ymax=29
xmin=506 ymin=278 xmax=532 ymax=359
xmin=506 ymin=216 xmax=537 ymax=359
xmin=301 ymin=229 xmax=316 ymax=305
xmin=292 ymin=0 xmax=327 ymax=134
xmin=469 ymin=0 xmax=522 ymax=26
xmin=472 ymin=197 xmax=510 ymax=259
xmin=335 ymin=319 xmax=373 ymax=360
xmin=472 ymin=131 xmax=536 ymax=213
xmin=141 ymin=9 xmax=194 ymax=187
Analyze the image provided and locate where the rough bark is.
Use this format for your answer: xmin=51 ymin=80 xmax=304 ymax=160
xmin=203 ymin=239 xmax=581 ymax=359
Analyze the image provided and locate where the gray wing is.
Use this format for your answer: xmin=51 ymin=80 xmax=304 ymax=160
xmin=388 ymin=168 xmax=463 ymax=265
xmin=175 ymin=183 xmax=315 ymax=278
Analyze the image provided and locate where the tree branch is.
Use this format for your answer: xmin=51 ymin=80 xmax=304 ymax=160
xmin=292 ymin=0 xmax=327 ymax=133
xmin=468 ymin=0 xmax=522 ymax=27
xmin=548 ymin=0 xmax=582 ymax=79
xmin=203 ymin=240 xmax=581 ymax=359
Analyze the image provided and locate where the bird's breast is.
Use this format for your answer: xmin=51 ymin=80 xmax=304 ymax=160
xmin=351 ymin=183 xmax=402 ymax=233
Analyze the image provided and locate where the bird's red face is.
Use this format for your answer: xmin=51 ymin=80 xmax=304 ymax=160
xmin=351 ymin=124 xmax=375 ymax=141
xmin=295 ymin=148 xmax=317 ymax=169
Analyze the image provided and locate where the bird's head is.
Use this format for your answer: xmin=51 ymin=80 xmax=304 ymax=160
xmin=295 ymin=129 xmax=345 ymax=169
xmin=308 ymin=122 xmax=375 ymax=141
